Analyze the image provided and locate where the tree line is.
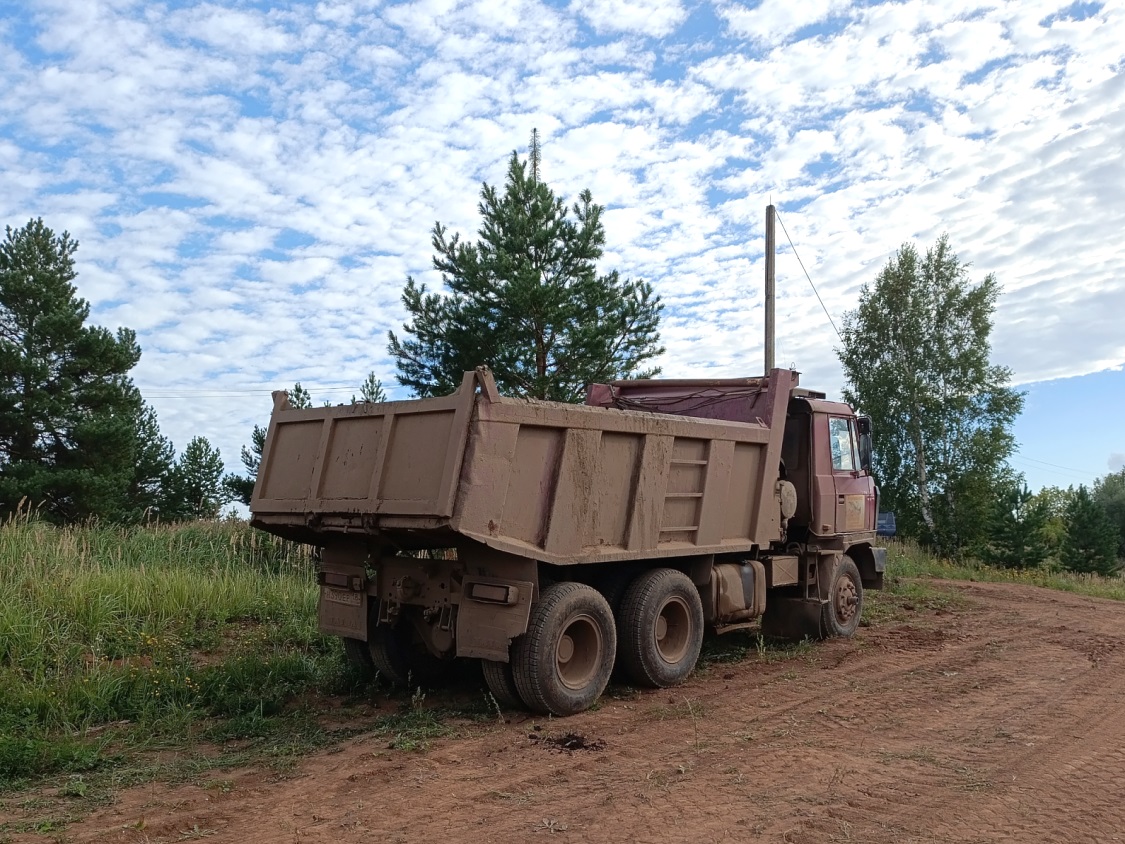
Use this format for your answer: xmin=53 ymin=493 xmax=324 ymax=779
xmin=2 ymin=132 xmax=1120 ymax=577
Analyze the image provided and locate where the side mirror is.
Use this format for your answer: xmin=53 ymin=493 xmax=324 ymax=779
xmin=856 ymin=416 xmax=873 ymax=472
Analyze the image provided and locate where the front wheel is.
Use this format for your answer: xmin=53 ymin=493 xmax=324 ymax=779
xmin=821 ymin=555 xmax=864 ymax=638
xmin=511 ymin=582 xmax=616 ymax=716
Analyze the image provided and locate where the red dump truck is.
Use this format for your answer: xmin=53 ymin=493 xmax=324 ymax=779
xmin=250 ymin=367 xmax=884 ymax=715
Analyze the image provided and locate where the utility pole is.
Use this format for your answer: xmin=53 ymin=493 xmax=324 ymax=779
xmin=764 ymin=204 xmax=776 ymax=374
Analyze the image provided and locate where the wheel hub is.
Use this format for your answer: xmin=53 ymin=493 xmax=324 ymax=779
xmin=653 ymin=596 xmax=691 ymax=664
xmin=835 ymin=577 xmax=859 ymax=623
xmin=557 ymin=634 xmax=575 ymax=663
xmin=555 ymin=613 xmax=602 ymax=690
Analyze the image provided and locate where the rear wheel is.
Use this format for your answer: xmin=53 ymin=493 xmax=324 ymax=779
xmin=618 ymin=569 xmax=704 ymax=687
xmin=344 ymin=613 xmax=449 ymax=688
xmin=343 ymin=636 xmax=375 ymax=672
xmin=481 ymin=658 xmax=523 ymax=709
xmin=511 ymin=582 xmax=616 ymax=716
xmin=821 ymin=555 xmax=863 ymax=638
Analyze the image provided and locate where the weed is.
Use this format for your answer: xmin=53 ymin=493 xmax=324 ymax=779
xmin=535 ymin=818 xmax=568 ymax=834
xmin=379 ymin=706 xmax=451 ymax=752
xmin=57 ymin=776 xmax=87 ymax=798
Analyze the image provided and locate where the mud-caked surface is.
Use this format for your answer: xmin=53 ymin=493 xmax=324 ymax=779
xmin=10 ymin=580 xmax=1125 ymax=843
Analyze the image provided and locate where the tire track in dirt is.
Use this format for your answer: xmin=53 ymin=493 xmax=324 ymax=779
xmin=10 ymin=580 xmax=1125 ymax=844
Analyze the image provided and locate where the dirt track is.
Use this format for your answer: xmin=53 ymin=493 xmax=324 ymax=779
xmin=15 ymin=580 xmax=1125 ymax=843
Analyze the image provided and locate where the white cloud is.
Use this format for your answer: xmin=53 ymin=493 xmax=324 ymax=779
xmin=717 ymin=0 xmax=852 ymax=45
xmin=571 ymin=0 xmax=687 ymax=37
xmin=1110 ymin=454 xmax=1125 ymax=473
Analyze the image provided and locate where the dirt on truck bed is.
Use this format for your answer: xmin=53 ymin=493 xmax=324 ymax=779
xmin=13 ymin=580 xmax=1125 ymax=844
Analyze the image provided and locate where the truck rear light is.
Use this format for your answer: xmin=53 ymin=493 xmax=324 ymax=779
xmin=469 ymin=583 xmax=519 ymax=605
xmin=319 ymin=571 xmax=365 ymax=591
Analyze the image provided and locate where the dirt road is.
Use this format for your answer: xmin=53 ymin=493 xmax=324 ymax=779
xmin=14 ymin=580 xmax=1125 ymax=843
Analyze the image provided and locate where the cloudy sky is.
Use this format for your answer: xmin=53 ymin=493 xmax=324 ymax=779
xmin=2 ymin=0 xmax=1122 ymax=492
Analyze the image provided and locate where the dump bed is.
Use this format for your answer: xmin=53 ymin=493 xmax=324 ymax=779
xmin=250 ymin=368 xmax=795 ymax=565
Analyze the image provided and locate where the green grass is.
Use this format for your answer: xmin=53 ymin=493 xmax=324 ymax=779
xmin=883 ymin=539 xmax=1125 ymax=601
xmin=0 ymin=515 xmax=370 ymax=791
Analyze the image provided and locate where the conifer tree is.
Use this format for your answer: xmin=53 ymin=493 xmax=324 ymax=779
xmin=1061 ymin=485 xmax=1120 ymax=576
xmin=0 ymin=218 xmax=148 ymax=521
xmin=981 ymin=479 xmax=1050 ymax=569
xmin=388 ymin=133 xmax=663 ymax=401
xmin=163 ymin=436 xmax=227 ymax=521
xmin=1092 ymin=469 xmax=1125 ymax=559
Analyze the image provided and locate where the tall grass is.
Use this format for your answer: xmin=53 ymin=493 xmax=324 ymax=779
xmin=884 ymin=538 xmax=1125 ymax=601
xmin=0 ymin=515 xmax=358 ymax=787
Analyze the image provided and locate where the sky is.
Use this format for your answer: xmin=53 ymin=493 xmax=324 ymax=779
xmin=1 ymin=0 xmax=1122 ymax=493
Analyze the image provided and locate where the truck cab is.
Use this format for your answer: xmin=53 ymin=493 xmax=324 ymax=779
xmin=781 ymin=395 xmax=877 ymax=542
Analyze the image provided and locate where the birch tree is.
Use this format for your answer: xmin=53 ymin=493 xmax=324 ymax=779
xmin=838 ymin=235 xmax=1023 ymax=553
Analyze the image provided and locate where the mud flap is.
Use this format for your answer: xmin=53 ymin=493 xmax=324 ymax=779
xmin=318 ymin=585 xmax=368 ymax=639
xmin=760 ymin=596 xmax=823 ymax=641
xmin=852 ymin=546 xmax=887 ymax=591
xmin=455 ymin=576 xmax=534 ymax=661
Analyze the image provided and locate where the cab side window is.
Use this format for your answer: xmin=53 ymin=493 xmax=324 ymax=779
xmin=829 ymin=417 xmax=855 ymax=472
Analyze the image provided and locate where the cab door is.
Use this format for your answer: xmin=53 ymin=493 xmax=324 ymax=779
xmin=828 ymin=416 xmax=871 ymax=534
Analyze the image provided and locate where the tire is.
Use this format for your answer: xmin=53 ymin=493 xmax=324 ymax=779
xmin=618 ymin=568 xmax=704 ymax=688
xmin=481 ymin=658 xmax=523 ymax=709
xmin=511 ymin=582 xmax=616 ymax=716
xmin=598 ymin=571 xmax=633 ymax=615
xmin=343 ymin=636 xmax=375 ymax=671
xmin=821 ymin=555 xmax=864 ymax=638
xmin=345 ymin=616 xmax=449 ymax=688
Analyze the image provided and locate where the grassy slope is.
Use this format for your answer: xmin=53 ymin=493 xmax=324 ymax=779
xmin=0 ymin=517 xmax=366 ymax=790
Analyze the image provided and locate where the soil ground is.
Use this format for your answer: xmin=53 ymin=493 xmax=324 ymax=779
xmin=7 ymin=579 xmax=1125 ymax=844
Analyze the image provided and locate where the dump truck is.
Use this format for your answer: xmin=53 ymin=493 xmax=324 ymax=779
xmin=249 ymin=366 xmax=884 ymax=715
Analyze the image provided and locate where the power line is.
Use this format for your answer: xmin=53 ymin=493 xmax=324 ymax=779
xmin=140 ymin=384 xmax=369 ymax=399
xmin=773 ymin=208 xmax=842 ymax=342
xmin=1013 ymin=451 xmax=1101 ymax=475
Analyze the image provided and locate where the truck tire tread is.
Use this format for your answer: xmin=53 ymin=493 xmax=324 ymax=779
xmin=343 ymin=636 xmax=375 ymax=672
xmin=821 ymin=555 xmax=864 ymax=638
xmin=481 ymin=658 xmax=523 ymax=709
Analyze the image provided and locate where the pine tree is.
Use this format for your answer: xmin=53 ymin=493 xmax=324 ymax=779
xmin=0 ymin=218 xmax=147 ymax=522
xmin=388 ymin=133 xmax=664 ymax=401
xmin=981 ymin=479 xmax=1050 ymax=569
xmin=352 ymin=372 xmax=386 ymax=404
xmin=163 ymin=436 xmax=228 ymax=521
xmin=1061 ymin=485 xmax=1119 ymax=576
xmin=288 ymin=382 xmax=312 ymax=409
xmin=125 ymin=403 xmax=175 ymax=522
xmin=223 ymin=424 xmax=266 ymax=506
xmin=837 ymin=235 xmax=1024 ymax=554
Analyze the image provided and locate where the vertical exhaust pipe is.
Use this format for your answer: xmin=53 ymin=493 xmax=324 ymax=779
xmin=764 ymin=204 xmax=776 ymax=374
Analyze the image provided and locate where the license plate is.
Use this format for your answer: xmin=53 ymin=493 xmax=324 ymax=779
xmin=323 ymin=587 xmax=361 ymax=607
